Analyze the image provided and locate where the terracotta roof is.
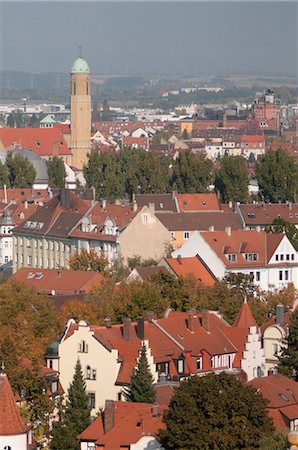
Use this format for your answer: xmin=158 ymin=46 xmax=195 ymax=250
xmin=0 ymin=127 xmax=71 ymax=156
xmin=248 ymin=375 xmax=298 ymax=430
xmin=0 ymin=373 xmax=28 ymax=436
xmin=238 ymin=203 xmax=298 ymax=226
xmin=158 ymin=211 xmax=241 ymax=232
xmin=164 ymin=256 xmax=216 ymax=286
xmin=261 ymin=310 xmax=292 ymax=334
xmin=233 ymin=299 xmax=257 ymax=329
xmin=0 ymin=188 xmax=49 ymax=205
xmin=79 ymin=401 xmax=166 ymax=448
xmin=131 ymin=266 xmax=166 ymax=281
xmin=12 ymin=268 xmax=105 ymax=295
xmin=176 ymin=193 xmax=221 ymax=212
xmin=135 ymin=193 xmax=177 ymax=213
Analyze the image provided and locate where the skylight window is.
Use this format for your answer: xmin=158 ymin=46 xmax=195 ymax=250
xmin=279 ymin=393 xmax=289 ymax=402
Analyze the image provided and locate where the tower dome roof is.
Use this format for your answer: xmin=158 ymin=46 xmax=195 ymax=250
xmin=71 ymin=57 xmax=90 ymax=74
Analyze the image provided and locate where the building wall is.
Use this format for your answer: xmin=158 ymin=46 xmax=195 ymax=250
xmin=58 ymin=322 xmax=122 ymax=413
xmin=0 ymin=432 xmax=29 ymax=450
xmin=118 ymin=206 xmax=171 ymax=264
xmin=241 ymin=325 xmax=265 ymax=381
xmin=263 ymin=325 xmax=286 ymax=375
xmin=131 ymin=436 xmax=164 ymax=450
xmin=0 ymin=224 xmax=14 ymax=266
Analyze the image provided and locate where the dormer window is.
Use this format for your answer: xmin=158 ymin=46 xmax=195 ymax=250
xmin=245 ymin=253 xmax=258 ymax=262
xmin=228 ymin=253 xmax=237 ymax=262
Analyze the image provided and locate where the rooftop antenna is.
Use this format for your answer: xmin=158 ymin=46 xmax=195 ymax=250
xmin=78 ymin=45 xmax=82 ymax=57
xmin=0 ymin=361 xmax=5 ymax=373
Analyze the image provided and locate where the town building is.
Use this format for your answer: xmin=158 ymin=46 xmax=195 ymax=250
xmin=172 ymin=229 xmax=298 ymax=291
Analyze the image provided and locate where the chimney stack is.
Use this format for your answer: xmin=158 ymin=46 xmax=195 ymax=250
xmin=60 ymin=188 xmax=70 ymax=208
xmin=132 ymin=201 xmax=138 ymax=212
xmin=146 ymin=311 xmax=156 ymax=323
xmin=177 ymin=254 xmax=182 ymax=265
xmin=137 ymin=317 xmax=145 ymax=340
xmin=123 ymin=317 xmax=132 ymax=341
xmin=276 ymin=304 xmax=284 ymax=325
xmin=102 ymin=199 xmax=107 ymax=210
xmin=209 ymin=225 xmax=214 ymax=232
xmin=201 ymin=310 xmax=211 ymax=333
xmin=104 ymin=317 xmax=112 ymax=328
xmin=187 ymin=308 xmax=196 ymax=332
xmin=152 ymin=402 xmax=160 ymax=417
xmin=148 ymin=202 xmax=155 ymax=214
xmin=225 ymin=226 xmax=232 ymax=236
xmin=104 ymin=400 xmax=115 ymax=433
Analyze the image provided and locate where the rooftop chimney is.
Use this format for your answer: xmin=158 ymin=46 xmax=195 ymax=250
xmin=148 ymin=202 xmax=155 ymax=214
xmin=201 ymin=310 xmax=211 ymax=333
xmin=276 ymin=304 xmax=284 ymax=325
xmin=104 ymin=317 xmax=112 ymax=328
xmin=187 ymin=308 xmax=196 ymax=332
xmin=209 ymin=225 xmax=214 ymax=232
xmin=137 ymin=317 xmax=145 ymax=340
xmin=152 ymin=402 xmax=160 ymax=417
xmin=104 ymin=400 xmax=115 ymax=433
xmin=177 ymin=254 xmax=182 ymax=265
xmin=225 ymin=226 xmax=232 ymax=236
xmin=102 ymin=199 xmax=107 ymax=210
xmin=132 ymin=201 xmax=138 ymax=212
xmin=60 ymin=188 xmax=70 ymax=208
xmin=123 ymin=317 xmax=132 ymax=341
xmin=146 ymin=311 xmax=156 ymax=323
xmin=228 ymin=200 xmax=233 ymax=209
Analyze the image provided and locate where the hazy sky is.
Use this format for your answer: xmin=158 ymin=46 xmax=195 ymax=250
xmin=1 ymin=1 xmax=297 ymax=76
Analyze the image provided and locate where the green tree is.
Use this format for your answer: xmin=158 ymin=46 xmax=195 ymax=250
xmin=48 ymin=157 xmax=66 ymax=189
xmin=102 ymin=99 xmax=111 ymax=121
xmin=256 ymin=149 xmax=298 ymax=202
xmin=6 ymin=113 xmax=15 ymax=127
xmin=83 ymin=152 xmax=124 ymax=201
xmin=51 ymin=359 xmax=91 ymax=450
xmin=169 ymin=151 xmax=214 ymax=193
xmin=266 ymin=217 xmax=298 ymax=251
xmin=0 ymin=161 xmax=9 ymax=187
xmin=124 ymin=342 xmax=156 ymax=403
xmin=181 ymin=128 xmax=189 ymax=140
xmin=6 ymin=152 xmax=36 ymax=188
xmin=158 ymin=372 xmax=273 ymax=449
xmin=215 ymin=154 xmax=249 ymax=202
xmin=28 ymin=113 xmax=39 ymax=128
xmin=278 ymin=308 xmax=298 ymax=381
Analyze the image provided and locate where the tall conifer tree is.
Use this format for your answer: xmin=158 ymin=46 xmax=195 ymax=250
xmin=124 ymin=343 xmax=156 ymax=403
xmin=278 ymin=308 xmax=298 ymax=381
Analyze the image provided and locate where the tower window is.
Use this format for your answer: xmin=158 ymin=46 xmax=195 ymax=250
xmin=86 ymin=80 xmax=89 ymax=95
xmin=73 ymin=80 xmax=76 ymax=95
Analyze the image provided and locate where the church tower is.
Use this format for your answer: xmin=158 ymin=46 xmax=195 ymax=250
xmin=70 ymin=56 xmax=91 ymax=170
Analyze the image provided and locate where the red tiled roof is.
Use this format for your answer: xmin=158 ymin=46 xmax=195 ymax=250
xmin=0 ymin=127 xmax=71 ymax=156
xmin=176 ymin=193 xmax=221 ymax=212
xmin=248 ymin=375 xmax=298 ymax=430
xmin=79 ymin=401 xmax=166 ymax=448
xmin=238 ymin=203 xmax=298 ymax=226
xmin=233 ymin=300 xmax=257 ymax=329
xmin=165 ymin=256 xmax=216 ymax=286
xmin=0 ymin=373 xmax=28 ymax=436
xmin=12 ymin=268 xmax=105 ymax=295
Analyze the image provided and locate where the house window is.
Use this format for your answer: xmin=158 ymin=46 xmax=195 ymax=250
xmin=156 ymin=362 xmax=169 ymax=375
xmin=275 ymin=254 xmax=279 ymax=261
xmin=170 ymin=231 xmax=175 ymax=239
xmin=245 ymin=253 xmax=258 ymax=262
xmin=49 ymin=359 xmax=53 ymax=369
xmin=184 ymin=232 xmax=190 ymax=239
xmin=279 ymin=271 xmax=283 ymax=281
xmin=142 ymin=214 xmax=149 ymax=224
xmin=285 ymin=270 xmax=289 ymax=281
xmin=177 ymin=359 xmax=184 ymax=374
xmin=286 ymin=254 xmax=290 ymax=261
xmin=88 ymin=392 xmax=96 ymax=409
xmin=92 ymin=369 xmax=96 ymax=380
xmin=272 ymin=343 xmax=278 ymax=356
xmin=27 ymin=255 xmax=32 ymax=266
xmin=51 ymin=381 xmax=58 ymax=394
xmin=228 ymin=253 xmax=236 ymax=262
xmin=280 ymin=254 xmax=284 ymax=261
xmin=197 ymin=357 xmax=202 ymax=370
xmin=86 ymin=366 xmax=91 ymax=379
xmin=78 ymin=341 xmax=88 ymax=353
xmin=256 ymin=271 xmax=260 ymax=282
xmin=291 ymin=254 xmax=295 ymax=261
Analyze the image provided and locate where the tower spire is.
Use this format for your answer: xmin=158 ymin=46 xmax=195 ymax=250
xmin=78 ymin=45 xmax=82 ymax=57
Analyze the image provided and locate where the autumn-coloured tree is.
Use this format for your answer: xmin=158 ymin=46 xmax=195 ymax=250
xmin=58 ymin=300 xmax=97 ymax=330
xmin=69 ymin=248 xmax=108 ymax=273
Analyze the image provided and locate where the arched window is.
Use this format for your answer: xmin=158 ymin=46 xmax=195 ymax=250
xmin=86 ymin=80 xmax=89 ymax=95
xmin=73 ymin=80 xmax=76 ymax=95
xmin=86 ymin=365 xmax=91 ymax=379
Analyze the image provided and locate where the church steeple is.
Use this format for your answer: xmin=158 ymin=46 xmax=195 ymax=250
xmin=233 ymin=297 xmax=257 ymax=329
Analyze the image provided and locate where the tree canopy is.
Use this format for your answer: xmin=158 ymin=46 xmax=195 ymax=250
xmin=278 ymin=308 xmax=298 ymax=381
xmin=158 ymin=372 xmax=273 ymax=449
xmin=6 ymin=152 xmax=36 ymax=188
xmin=266 ymin=217 xmax=298 ymax=251
xmin=48 ymin=156 xmax=66 ymax=189
xmin=215 ymin=154 xmax=249 ymax=202
xmin=256 ymin=149 xmax=298 ymax=202
xmin=68 ymin=248 xmax=108 ymax=273
xmin=124 ymin=342 xmax=156 ymax=403
xmin=51 ymin=359 xmax=91 ymax=450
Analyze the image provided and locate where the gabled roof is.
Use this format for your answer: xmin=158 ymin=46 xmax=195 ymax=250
xmin=248 ymin=375 xmax=298 ymax=430
xmin=238 ymin=203 xmax=298 ymax=226
xmin=79 ymin=401 xmax=166 ymax=448
xmin=135 ymin=193 xmax=177 ymax=213
xmin=0 ymin=127 xmax=71 ymax=156
xmin=164 ymin=256 xmax=216 ymax=286
xmin=158 ymin=211 xmax=241 ymax=232
xmin=0 ymin=373 xmax=28 ymax=436
xmin=12 ymin=268 xmax=105 ymax=295
xmin=176 ymin=193 xmax=221 ymax=212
